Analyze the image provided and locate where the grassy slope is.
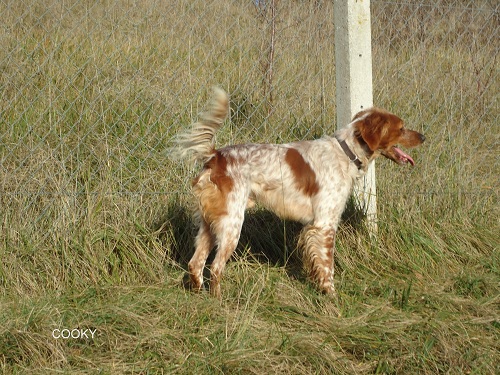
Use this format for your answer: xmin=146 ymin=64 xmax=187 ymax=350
xmin=1 ymin=0 xmax=498 ymax=373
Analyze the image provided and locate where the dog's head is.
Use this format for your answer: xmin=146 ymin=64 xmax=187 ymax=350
xmin=353 ymin=108 xmax=425 ymax=166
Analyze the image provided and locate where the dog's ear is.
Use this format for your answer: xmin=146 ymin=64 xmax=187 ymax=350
xmin=355 ymin=111 xmax=388 ymax=152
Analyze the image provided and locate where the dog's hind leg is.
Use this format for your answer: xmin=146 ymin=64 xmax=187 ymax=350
xmin=209 ymin=199 xmax=246 ymax=298
xmin=188 ymin=218 xmax=214 ymax=291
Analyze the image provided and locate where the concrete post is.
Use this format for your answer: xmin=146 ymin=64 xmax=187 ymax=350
xmin=334 ymin=0 xmax=377 ymax=233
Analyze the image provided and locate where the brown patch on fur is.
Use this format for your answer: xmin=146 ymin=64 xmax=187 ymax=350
xmin=206 ymin=151 xmax=234 ymax=193
xmin=322 ymin=228 xmax=335 ymax=250
xmin=192 ymin=151 xmax=234 ymax=224
xmin=285 ymin=148 xmax=319 ymax=196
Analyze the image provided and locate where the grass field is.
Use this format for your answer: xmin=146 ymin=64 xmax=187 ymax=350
xmin=0 ymin=0 xmax=498 ymax=373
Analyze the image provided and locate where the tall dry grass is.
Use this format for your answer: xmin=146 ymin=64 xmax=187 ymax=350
xmin=0 ymin=0 xmax=498 ymax=373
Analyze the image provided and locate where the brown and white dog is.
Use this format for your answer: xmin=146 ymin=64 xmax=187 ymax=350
xmin=175 ymin=88 xmax=425 ymax=297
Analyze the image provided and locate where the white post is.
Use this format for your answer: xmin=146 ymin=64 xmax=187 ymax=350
xmin=334 ymin=0 xmax=377 ymax=233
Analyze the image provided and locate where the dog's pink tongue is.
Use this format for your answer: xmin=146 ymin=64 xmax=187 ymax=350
xmin=394 ymin=147 xmax=415 ymax=166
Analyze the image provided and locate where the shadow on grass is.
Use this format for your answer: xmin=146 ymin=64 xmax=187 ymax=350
xmin=153 ymin=197 xmax=367 ymax=290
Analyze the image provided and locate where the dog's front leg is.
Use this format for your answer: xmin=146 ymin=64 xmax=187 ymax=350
xmin=300 ymin=225 xmax=336 ymax=294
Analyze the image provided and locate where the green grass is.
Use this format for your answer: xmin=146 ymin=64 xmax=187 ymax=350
xmin=1 ymin=254 xmax=498 ymax=373
xmin=0 ymin=0 xmax=499 ymax=373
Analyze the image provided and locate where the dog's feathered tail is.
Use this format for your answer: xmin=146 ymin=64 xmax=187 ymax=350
xmin=173 ymin=87 xmax=229 ymax=165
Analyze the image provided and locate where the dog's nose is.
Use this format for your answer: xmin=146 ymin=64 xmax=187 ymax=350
xmin=419 ymin=134 xmax=426 ymax=143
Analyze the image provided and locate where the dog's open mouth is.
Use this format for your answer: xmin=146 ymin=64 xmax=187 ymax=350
xmin=393 ymin=146 xmax=415 ymax=166
xmin=383 ymin=146 xmax=415 ymax=166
